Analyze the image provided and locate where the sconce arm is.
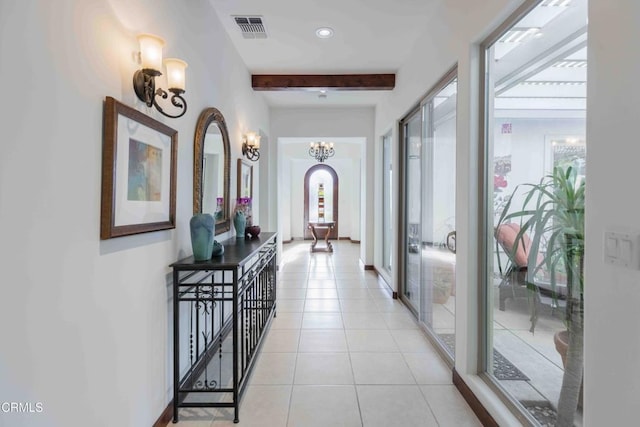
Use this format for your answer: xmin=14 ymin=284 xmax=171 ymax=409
xmin=153 ymin=89 xmax=187 ymax=119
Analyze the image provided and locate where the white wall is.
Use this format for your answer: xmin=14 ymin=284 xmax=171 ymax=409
xmin=0 ymin=0 xmax=268 ymax=426
xmin=271 ymin=108 xmax=375 ymax=265
xmin=585 ymin=1 xmax=640 ymax=425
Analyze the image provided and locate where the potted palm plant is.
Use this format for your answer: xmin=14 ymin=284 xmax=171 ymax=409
xmin=497 ymin=166 xmax=584 ymax=426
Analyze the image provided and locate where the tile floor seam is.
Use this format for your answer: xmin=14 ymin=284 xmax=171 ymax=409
xmin=418 ymin=384 xmax=444 ymax=427
xmin=342 ymin=270 xmax=365 ymax=426
xmin=352 ymin=383 xmax=366 ymax=426
xmin=399 ymin=350 xmax=423 ymax=387
xmin=282 ymin=261 xmax=308 ymax=427
xmin=285 ymin=335 xmax=300 ymax=427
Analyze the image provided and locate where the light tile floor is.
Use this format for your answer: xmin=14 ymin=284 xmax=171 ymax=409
xmin=173 ymin=241 xmax=480 ymax=427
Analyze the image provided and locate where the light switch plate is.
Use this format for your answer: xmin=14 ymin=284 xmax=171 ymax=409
xmin=604 ymin=230 xmax=640 ymax=270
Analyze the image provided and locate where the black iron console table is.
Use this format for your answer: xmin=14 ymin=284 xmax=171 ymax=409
xmin=170 ymin=232 xmax=277 ymax=423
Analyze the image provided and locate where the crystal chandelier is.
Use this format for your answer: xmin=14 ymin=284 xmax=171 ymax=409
xmin=309 ymin=141 xmax=335 ymax=162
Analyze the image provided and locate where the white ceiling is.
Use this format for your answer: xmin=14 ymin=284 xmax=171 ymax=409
xmin=260 ymin=90 xmax=388 ymax=107
xmin=208 ymin=0 xmax=588 ymax=111
xmin=208 ymin=0 xmax=439 ymax=107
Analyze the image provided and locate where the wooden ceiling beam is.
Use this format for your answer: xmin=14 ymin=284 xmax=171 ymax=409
xmin=252 ymin=74 xmax=396 ymax=91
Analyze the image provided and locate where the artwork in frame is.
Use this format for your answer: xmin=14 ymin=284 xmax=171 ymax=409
xmin=101 ymin=96 xmax=177 ymax=239
xmin=237 ymin=158 xmax=253 ymax=199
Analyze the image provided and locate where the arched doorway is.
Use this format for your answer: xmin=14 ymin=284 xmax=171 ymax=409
xmin=304 ymin=164 xmax=338 ymax=239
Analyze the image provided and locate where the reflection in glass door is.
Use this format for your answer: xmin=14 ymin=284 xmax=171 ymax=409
xmin=403 ymin=112 xmax=422 ymax=314
xmin=401 ymin=72 xmax=457 ymax=358
xmin=421 ymin=79 xmax=457 ymax=356
xmin=382 ymin=132 xmax=393 ymax=274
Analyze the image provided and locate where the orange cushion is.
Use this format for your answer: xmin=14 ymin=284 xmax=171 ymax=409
xmin=496 ymin=223 xmax=533 ymax=268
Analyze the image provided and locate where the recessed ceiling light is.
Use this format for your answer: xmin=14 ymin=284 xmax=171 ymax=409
xmin=315 ymin=27 xmax=334 ymax=39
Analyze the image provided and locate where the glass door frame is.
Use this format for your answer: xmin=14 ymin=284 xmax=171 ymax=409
xmin=382 ymin=130 xmax=393 ymax=275
xmin=398 ymin=66 xmax=458 ymax=364
xmin=399 ymin=107 xmax=423 ymax=316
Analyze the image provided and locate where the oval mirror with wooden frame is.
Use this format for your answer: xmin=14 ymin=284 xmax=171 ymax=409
xmin=193 ymin=108 xmax=231 ymax=235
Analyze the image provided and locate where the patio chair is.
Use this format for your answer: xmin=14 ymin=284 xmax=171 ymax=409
xmin=494 ymin=223 xmax=567 ymax=311
xmin=495 ymin=223 xmax=540 ymax=311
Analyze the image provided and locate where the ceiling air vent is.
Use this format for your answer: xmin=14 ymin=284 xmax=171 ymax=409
xmin=233 ymin=16 xmax=268 ymax=39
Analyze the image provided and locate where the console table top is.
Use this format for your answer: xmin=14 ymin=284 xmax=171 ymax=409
xmin=171 ymin=232 xmax=276 ymax=269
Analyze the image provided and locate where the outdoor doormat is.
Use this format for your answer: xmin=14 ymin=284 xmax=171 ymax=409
xmin=522 ymin=402 xmax=557 ymax=426
xmin=437 ymin=334 xmax=530 ymax=381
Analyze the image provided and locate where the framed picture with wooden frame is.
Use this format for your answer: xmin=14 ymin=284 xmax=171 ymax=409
xmin=100 ymin=96 xmax=177 ymax=239
xmin=237 ymin=158 xmax=253 ymax=199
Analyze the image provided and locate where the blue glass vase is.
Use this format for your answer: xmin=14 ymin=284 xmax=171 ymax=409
xmin=233 ymin=211 xmax=246 ymax=238
xmin=211 ymin=240 xmax=225 ymax=257
xmin=190 ymin=213 xmax=214 ymax=261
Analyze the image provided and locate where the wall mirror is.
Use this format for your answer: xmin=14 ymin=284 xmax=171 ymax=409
xmin=237 ymin=159 xmax=253 ymax=199
xmin=193 ymin=108 xmax=230 ymax=234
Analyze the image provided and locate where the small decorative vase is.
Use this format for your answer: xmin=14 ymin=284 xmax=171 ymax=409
xmin=233 ymin=211 xmax=246 ymax=238
xmin=245 ymin=225 xmax=261 ymax=239
xmin=211 ymin=240 xmax=224 ymax=257
xmin=190 ymin=213 xmax=214 ymax=261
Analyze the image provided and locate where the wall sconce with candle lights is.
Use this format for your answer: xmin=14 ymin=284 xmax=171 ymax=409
xmin=133 ymin=34 xmax=188 ymax=119
xmin=242 ymin=131 xmax=261 ymax=161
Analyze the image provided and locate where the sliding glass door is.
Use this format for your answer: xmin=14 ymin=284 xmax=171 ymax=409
xmin=403 ymin=111 xmax=423 ymax=314
xmin=400 ymin=71 xmax=457 ymax=358
xmin=423 ymin=78 xmax=457 ymax=351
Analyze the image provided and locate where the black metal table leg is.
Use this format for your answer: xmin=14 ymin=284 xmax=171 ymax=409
xmin=172 ymin=269 xmax=180 ymax=423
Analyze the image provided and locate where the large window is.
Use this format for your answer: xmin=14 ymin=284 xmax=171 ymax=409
xmin=481 ymin=0 xmax=587 ymax=425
